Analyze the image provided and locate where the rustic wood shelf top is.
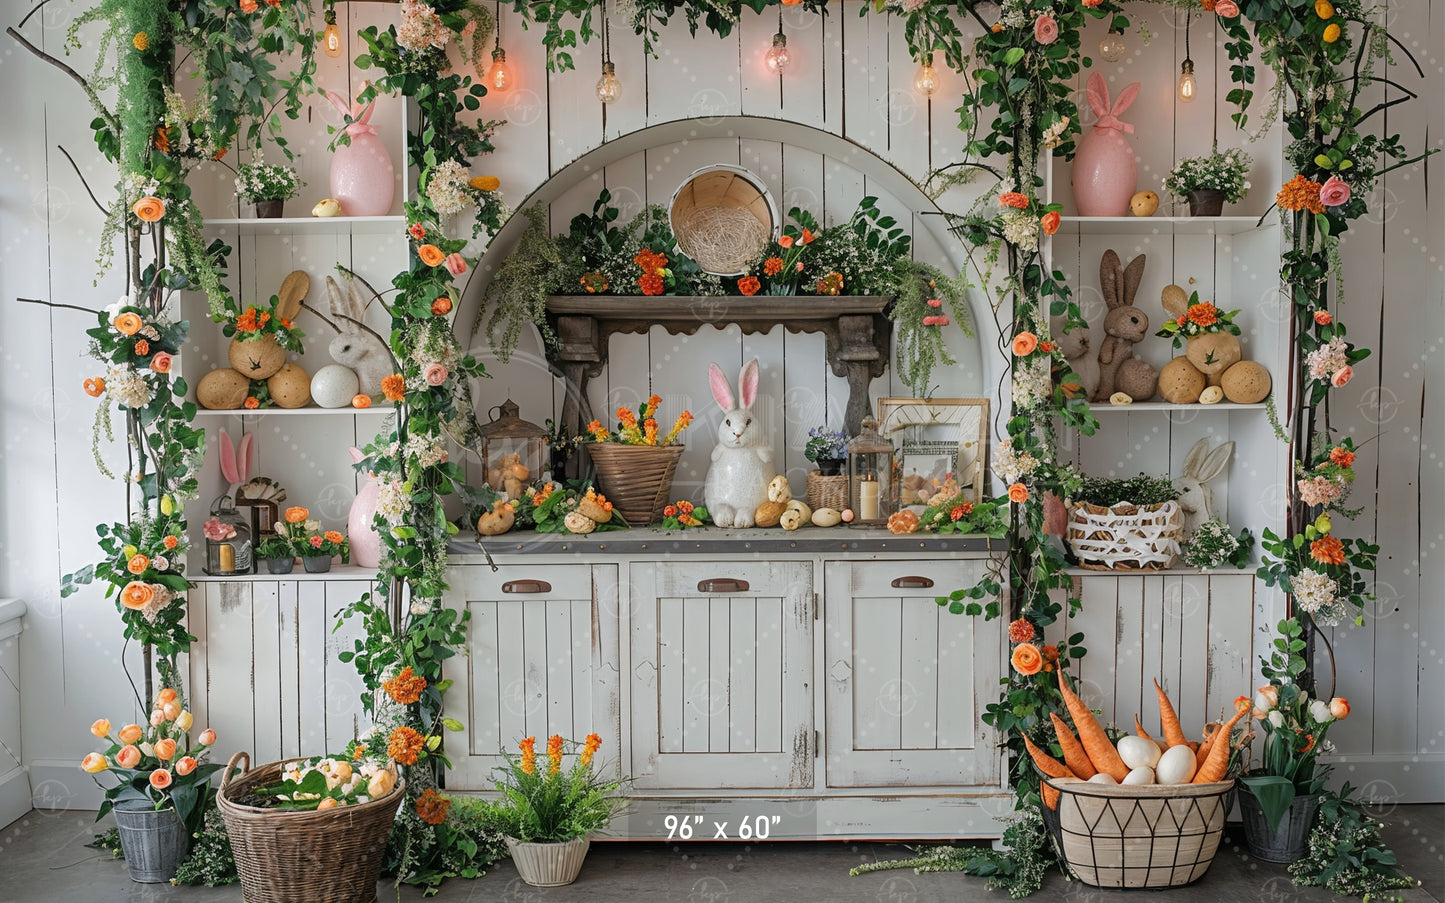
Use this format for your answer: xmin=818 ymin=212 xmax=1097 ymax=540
xmin=452 ymin=526 xmax=996 ymax=557
xmin=545 ymin=294 xmax=891 ymax=321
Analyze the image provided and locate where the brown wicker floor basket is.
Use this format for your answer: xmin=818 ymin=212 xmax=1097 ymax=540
xmin=585 ymin=443 xmax=685 ymax=526
xmin=217 ymin=751 xmax=403 ymax=903
xmin=1043 ymin=777 xmax=1233 ymax=889
xmin=805 ymin=470 xmax=849 ymax=512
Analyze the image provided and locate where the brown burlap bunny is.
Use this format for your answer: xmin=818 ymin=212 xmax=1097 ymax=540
xmin=1092 ymin=249 xmax=1159 ymax=402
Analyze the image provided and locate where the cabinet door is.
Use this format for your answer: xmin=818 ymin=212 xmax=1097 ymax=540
xmin=824 ymin=560 xmax=1002 ymax=788
xmin=629 ymin=561 xmax=814 ymax=790
xmin=444 ymin=565 xmax=620 ymax=789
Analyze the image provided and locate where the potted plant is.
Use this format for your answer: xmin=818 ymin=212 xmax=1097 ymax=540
xmin=254 ymin=534 xmax=296 ymax=574
xmin=582 ymin=395 xmax=694 ymax=525
xmin=300 ymin=523 xmax=348 ymax=574
xmin=1164 ymin=146 xmax=1252 ymax=216
xmin=82 ymin=688 xmax=222 ymax=883
xmin=804 ymin=426 xmax=848 ymax=476
xmin=1238 ymin=618 xmax=1351 ymax=863
xmin=234 ymin=161 xmax=303 ymax=218
xmin=488 ymin=733 xmax=624 ymax=887
xmin=1066 ymin=474 xmax=1183 ymax=570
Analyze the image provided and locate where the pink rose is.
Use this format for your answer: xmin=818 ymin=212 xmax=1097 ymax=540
xmin=1082 ymin=0 xmax=1102 ymax=6
xmin=1320 ymin=175 xmax=1351 ymax=208
xmin=1331 ymin=364 xmax=1353 ymax=387
xmin=926 ymin=298 xmax=942 ymax=308
xmin=309 ymin=535 xmax=324 ymax=548
xmin=1214 ymin=0 xmax=1239 ymax=16
xmin=443 ymin=253 xmax=468 ymax=276
xmin=149 ymin=352 xmax=172 ymax=374
xmin=424 ymin=363 xmax=449 ymax=386
xmin=1034 ymin=14 xmax=1059 ymax=44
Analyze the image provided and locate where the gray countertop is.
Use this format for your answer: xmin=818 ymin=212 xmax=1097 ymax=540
xmin=449 ymin=526 xmax=998 ymax=558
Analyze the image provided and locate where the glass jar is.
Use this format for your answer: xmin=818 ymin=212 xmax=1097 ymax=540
xmin=203 ymin=496 xmax=253 ymax=576
xmin=478 ymin=399 xmax=548 ymax=503
xmin=847 ymin=415 xmax=894 ymax=526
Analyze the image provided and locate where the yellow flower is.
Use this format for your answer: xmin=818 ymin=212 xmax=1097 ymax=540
xmin=1323 ymin=22 xmax=1341 ymax=42
xmin=1315 ymin=0 xmax=1334 ymax=19
xmin=469 ymin=175 xmax=501 ymax=192
xmin=132 ymin=32 xmax=148 ymax=51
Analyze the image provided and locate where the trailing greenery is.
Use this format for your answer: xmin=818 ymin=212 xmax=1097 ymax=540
xmin=171 ymin=805 xmax=238 ymax=887
xmin=850 ymin=808 xmax=1053 ymax=899
xmin=1073 ymin=473 xmax=1180 ymax=508
xmin=1288 ymin=783 xmax=1416 ymax=901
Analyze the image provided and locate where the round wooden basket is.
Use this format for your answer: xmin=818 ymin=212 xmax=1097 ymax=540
xmin=805 ymin=470 xmax=849 ymax=511
xmin=1043 ymin=778 xmax=1233 ymax=890
xmin=668 ymin=164 xmax=778 ymax=275
xmin=585 ymin=443 xmax=685 ymax=526
xmin=217 ymin=751 xmax=403 ymax=903
xmin=1066 ymin=500 xmax=1183 ymax=570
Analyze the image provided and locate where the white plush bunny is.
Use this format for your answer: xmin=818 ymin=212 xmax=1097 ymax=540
xmin=326 ymin=274 xmax=392 ymax=397
xmin=703 ymin=358 xmax=775 ymax=528
xmin=1175 ymin=438 xmax=1235 ymax=537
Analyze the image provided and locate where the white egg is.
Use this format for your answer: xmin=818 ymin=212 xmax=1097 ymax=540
xmin=1117 ymin=734 xmax=1163 ymax=770
xmin=1122 ymin=766 xmax=1156 ymax=785
xmin=1155 ymin=744 xmax=1199 ymax=785
xmin=1088 ymin=772 xmax=1118 ymax=785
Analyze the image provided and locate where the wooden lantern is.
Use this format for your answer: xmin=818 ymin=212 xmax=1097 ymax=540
xmin=847 ymin=415 xmax=894 ymax=526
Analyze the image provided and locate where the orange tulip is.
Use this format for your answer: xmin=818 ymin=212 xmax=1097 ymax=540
xmin=1329 ymin=697 xmax=1350 ymax=719
xmin=81 ymin=753 xmax=109 ymax=774
xmin=198 ymin=729 xmax=216 ymax=746
xmin=120 ymin=581 xmax=155 ymax=610
xmin=90 ymin=719 xmax=111 ymax=738
xmin=113 ymin=313 xmax=143 ymax=336
xmin=116 ymin=745 xmax=142 ymax=768
xmin=149 ymin=769 xmax=173 ymax=790
xmin=1041 ymin=211 xmax=1061 ymax=235
xmin=132 ymin=196 xmax=165 ymax=223
xmin=162 ymin=702 xmax=181 ymax=722
xmin=156 ymin=688 xmax=178 ymax=705
xmin=1011 ymin=643 xmax=1043 ymax=675
xmin=119 ymin=723 xmax=144 ymax=744
xmin=154 ymin=738 xmax=177 ymax=761
xmin=176 ymin=756 xmax=198 ymax=776
xmin=418 ymin=244 xmax=446 ymax=267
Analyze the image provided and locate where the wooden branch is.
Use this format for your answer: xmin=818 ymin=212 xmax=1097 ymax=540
xmin=6 ymin=26 xmax=122 ymax=136
xmin=299 ymin=301 xmax=342 ymax=334
xmin=300 ymin=300 xmax=401 ymax=371
xmin=17 ymin=296 xmax=100 ymax=316
xmin=55 ymin=145 xmax=110 ymax=216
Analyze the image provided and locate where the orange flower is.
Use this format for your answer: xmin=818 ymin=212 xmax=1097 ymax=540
xmin=91 ymin=718 xmax=111 ymax=738
xmin=240 ymin=0 xmax=258 ymax=11
xmin=120 ymin=581 xmax=155 ymax=610
xmin=639 ymin=273 xmax=665 ymax=296
xmin=1040 ymin=211 xmax=1061 ymax=235
xmin=132 ymin=31 xmax=148 ymax=51
xmin=678 ymin=500 xmax=694 ymax=514
xmin=1008 ymin=618 xmax=1035 ymax=643
xmin=149 ymin=769 xmax=173 ymax=790
xmin=1310 ymin=535 xmax=1346 ymax=565
xmin=156 ymin=688 xmax=178 ymax=705
xmin=1277 ymin=175 xmax=1326 ymax=214
xmin=163 ymin=535 xmax=179 ymax=549
xmin=801 ymin=228 xmax=815 ymax=244
xmin=132 ymin=197 xmax=165 ymax=222
xmin=113 ymin=313 xmax=143 ymax=336
xmin=154 ymin=738 xmax=177 ymax=761
xmin=1041 ymin=644 xmax=1060 ymax=663
xmin=738 ymin=275 xmax=761 ymax=296
xmin=116 ymin=745 xmax=142 ymax=768
xmin=324 ymin=530 xmax=344 ymax=544
xmin=547 ymin=734 xmax=564 ymax=774
xmin=764 ymin=256 xmax=783 ymax=276
xmin=285 ymin=507 xmax=309 ymax=524
xmin=1314 ymin=310 xmax=1332 ymax=325
xmin=352 ymin=394 xmax=373 ymax=409
xmin=1011 ymin=643 xmax=1043 ymax=675
xmin=383 ymin=666 xmax=428 ymax=705
xmin=126 ymin=554 xmax=150 ymax=575
xmin=580 ymin=732 xmax=602 ymax=766
xmin=174 ymin=755 xmax=196 ymax=777
xmin=469 ymin=175 xmax=501 ymax=192
xmin=1008 ymin=482 xmax=1029 ymax=503
xmin=1187 ymin=303 xmax=1219 ymax=326
xmin=431 ymin=296 xmax=452 ymax=316
xmin=664 ymin=504 xmax=678 ymax=518
xmin=1329 ymin=697 xmax=1350 ymax=719
xmin=82 ymin=753 xmax=109 ymax=774
xmin=998 ymin=192 xmax=1029 ymax=209
xmin=381 ymin=374 xmax=407 ymax=402
xmin=1012 ymin=331 xmax=1039 ymax=356
xmin=84 ymin=377 xmax=106 ymax=397
xmin=133 ymin=339 xmax=150 ymax=356
xmin=778 ymin=234 xmax=794 ymax=249
xmin=418 ymin=244 xmax=446 ymax=266
xmin=150 ymin=352 xmax=172 ymax=374
xmin=244 ymin=397 xmax=260 ymax=410
xmin=118 ymin=723 xmax=144 ymax=744
xmin=154 ymin=127 xmax=171 ymax=154
xmin=416 ymin=788 xmax=451 ymax=825
xmin=519 ymin=736 xmax=536 ymax=775
xmin=1329 ymin=446 xmax=1355 ymax=467
xmin=387 ymin=726 xmax=426 ymax=765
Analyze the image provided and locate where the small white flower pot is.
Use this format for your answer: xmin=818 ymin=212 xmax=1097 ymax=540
xmin=505 ymin=836 xmax=590 ymax=887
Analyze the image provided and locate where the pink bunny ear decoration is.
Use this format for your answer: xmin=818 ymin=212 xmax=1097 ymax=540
xmin=1089 ymin=75 xmax=1138 ymax=134
xmin=325 ymin=84 xmax=378 ymax=138
xmin=709 ymin=363 xmax=735 ymax=410
xmin=737 ymin=358 xmax=759 ymax=409
xmin=237 ymin=432 xmax=255 ymax=482
xmin=1086 ymin=72 xmax=1112 ymax=118
xmin=218 ymin=430 xmax=239 ymax=485
xmin=348 ymin=445 xmax=366 ymax=466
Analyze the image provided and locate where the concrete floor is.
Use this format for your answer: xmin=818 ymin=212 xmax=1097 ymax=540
xmin=2 ymin=806 xmax=1440 ymax=902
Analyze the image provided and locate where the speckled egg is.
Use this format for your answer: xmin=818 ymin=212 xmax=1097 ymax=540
xmin=1158 ymin=357 xmax=1206 ymax=404
xmin=1221 ymin=360 xmax=1272 ymax=404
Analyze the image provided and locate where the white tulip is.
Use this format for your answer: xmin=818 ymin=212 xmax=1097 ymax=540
xmin=1254 ymin=691 xmax=1275 ymax=712
xmin=1309 ymin=699 xmax=1333 ymax=723
xmin=1268 ymin=710 xmax=1285 ymax=728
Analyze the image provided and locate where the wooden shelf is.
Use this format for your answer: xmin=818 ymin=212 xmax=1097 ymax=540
xmin=191 ymin=405 xmax=395 ymax=416
xmin=1085 ymin=402 xmax=1267 ymax=413
xmin=190 ymin=563 xmax=375 ymax=582
xmin=1055 ymin=215 xmax=1270 ymax=236
xmin=1065 ymin=566 xmax=1256 ymax=577
xmin=202 ymin=215 xmax=406 ymax=235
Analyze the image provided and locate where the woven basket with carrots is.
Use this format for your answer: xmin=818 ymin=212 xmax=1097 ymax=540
xmin=1024 ymin=673 xmax=1248 ymax=889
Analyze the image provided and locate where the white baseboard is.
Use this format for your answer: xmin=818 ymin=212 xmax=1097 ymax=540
xmin=1321 ymin=753 xmax=1445 ymax=804
xmin=27 ymin=760 xmax=105 ymax=812
xmin=0 ymin=765 xmax=31 ymax=829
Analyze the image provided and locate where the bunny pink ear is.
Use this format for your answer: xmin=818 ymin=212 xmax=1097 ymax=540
xmin=237 ymin=432 xmax=255 ymax=482
xmin=737 ymin=358 xmax=759 ymax=409
xmin=1086 ymin=72 xmax=1111 ymax=118
xmin=348 ymin=446 xmax=366 ymax=465
xmin=1111 ymin=82 xmax=1141 ymax=118
xmin=218 ymin=431 xmax=239 ymax=485
xmin=709 ymin=363 xmax=735 ymax=411
xmin=323 ymin=88 xmax=353 ymax=119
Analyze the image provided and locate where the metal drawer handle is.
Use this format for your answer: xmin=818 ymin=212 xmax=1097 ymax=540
xmin=891 ymin=576 xmax=935 ymax=589
xmin=502 ymin=579 xmax=552 ymax=594
xmin=697 ymin=578 xmax=750 ymax=594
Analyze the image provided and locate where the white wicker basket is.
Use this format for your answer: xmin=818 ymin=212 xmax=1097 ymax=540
xmin=1067 ymin=499 xmax=1183 ymax=570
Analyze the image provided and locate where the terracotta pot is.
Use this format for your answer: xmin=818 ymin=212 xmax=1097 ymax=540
xmin=1187 ymin=190 xmax=1226 ymax=217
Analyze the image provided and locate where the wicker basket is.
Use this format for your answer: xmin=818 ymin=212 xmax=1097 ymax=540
xmin=1044 ymin=778 xmax=1233 ymax=889
xmin=805 ymin=470 xmax=849 ymax=512
xmin=585 ymin=443 xmax=685 ymax=526
xmin=1067 ymin=500 xmax=1184 ymax=570
xmin=668 ymin=164 xmax=778 ymax=275
xmin=217 ymin=751 xmax=403 ymax=903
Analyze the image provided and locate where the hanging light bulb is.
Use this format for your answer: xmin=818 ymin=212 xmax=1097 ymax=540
xmin=1177 ymin=59 xmax=1196 ymax=102
xmin=322 ymin=5 xmax=342 ymax=58
xmin=596 ymin=60 xmax=622 ymax=104
xmin=487 ymin=47 xmax=512 ymax=92
xmin=1098 ymin=28 xmax=1126 ymax=63
xmin=765 ymin=31 xmax=791 ymax=75
xmin=914 ymin=52 xmax=939 ymax=98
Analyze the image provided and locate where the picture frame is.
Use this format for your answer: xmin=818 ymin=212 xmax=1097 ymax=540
xmin=876 ymin=397 xmax=990 ymax=504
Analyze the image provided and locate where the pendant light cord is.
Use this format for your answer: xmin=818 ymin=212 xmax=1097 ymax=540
xmin=495 ymin=0 xmax=501 ymax=51
xmin=1184 ymin=9 xmax=1191 ymax=62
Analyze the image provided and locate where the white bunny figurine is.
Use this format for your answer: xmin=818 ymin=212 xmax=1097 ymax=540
xmin=1052 ymin=315 xmax=1099 ymax=402
xmin=703 ymin=358 xmax=775 ymax=528
xmin=326 ymin=274 xmax=393 ymax=397
xmin=1175 ymin=438 xmax=1235 ymax=537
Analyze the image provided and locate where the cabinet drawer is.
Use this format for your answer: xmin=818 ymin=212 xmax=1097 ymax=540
xmin=844 ymin=559 xmax=988 ymax=598
xmin=453 ymin=564 xmax=594 ymax=600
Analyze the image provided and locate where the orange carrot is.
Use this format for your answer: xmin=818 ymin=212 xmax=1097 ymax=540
xmin=1193 ymin=705 xmax=1248 ymax=783
xmin=1134 ymin=714 xmax=1157 ymax=743
xmin=1057 ymin=670 xmax=1130 ymax=781
xmin=1022 ymin=733 xmax=1074 ymax=811
xmin=1195 ymin=722 xmax=1220 ymax=770
xmin=1051 ymin=712 xmax=1098 ymax=779
xmin=1154 ymin=677 xmax=1189 ymax=747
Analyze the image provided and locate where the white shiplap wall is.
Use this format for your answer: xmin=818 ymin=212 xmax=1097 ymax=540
xmin=0 ymin=0 xmax=1439 ymax=807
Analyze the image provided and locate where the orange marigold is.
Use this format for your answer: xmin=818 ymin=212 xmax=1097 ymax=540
xmin=998 ymin=192 xmax=1030 ymax=209
xmin=244 ymin=397 xmax=260 ymax=409
xmin=134 ymin=339 xmax=150 ymax=356
xmin=381 ymin=374 xmax=407 ymax=402
xmin=415 ymin=788 xmax=451 ymax=825
xmin=387 ymin=726 xmax=426 ymax=765
xmin=1187 ymin=303 xmax=1219 ymax=327
xmin=1277 ymin=175 xmax=1326 ymax=214
xmin=1310 ymin=535 xmax=1347 ymax=566
xmin=383 ymin=666 xmax=427 ymax=704
xmin=639 ymin=273 xmax=665 ymax=296
xmin=1008 ymin=618 xmax=1035 ymax=643
xmin=324 ymin=530 xmax=344 ymax=544
xmin=678 ymin=500 xmax=694 ymax=514
xmin=1329 ymin=446 xmax=1355 ymax=467
xmin=763 ymin=256 xmax=784 ymax=276
xmin=738 ymin=275 xmax=761 ymax=296
xmin=431 ymin=296 xmax=453 ymax=316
